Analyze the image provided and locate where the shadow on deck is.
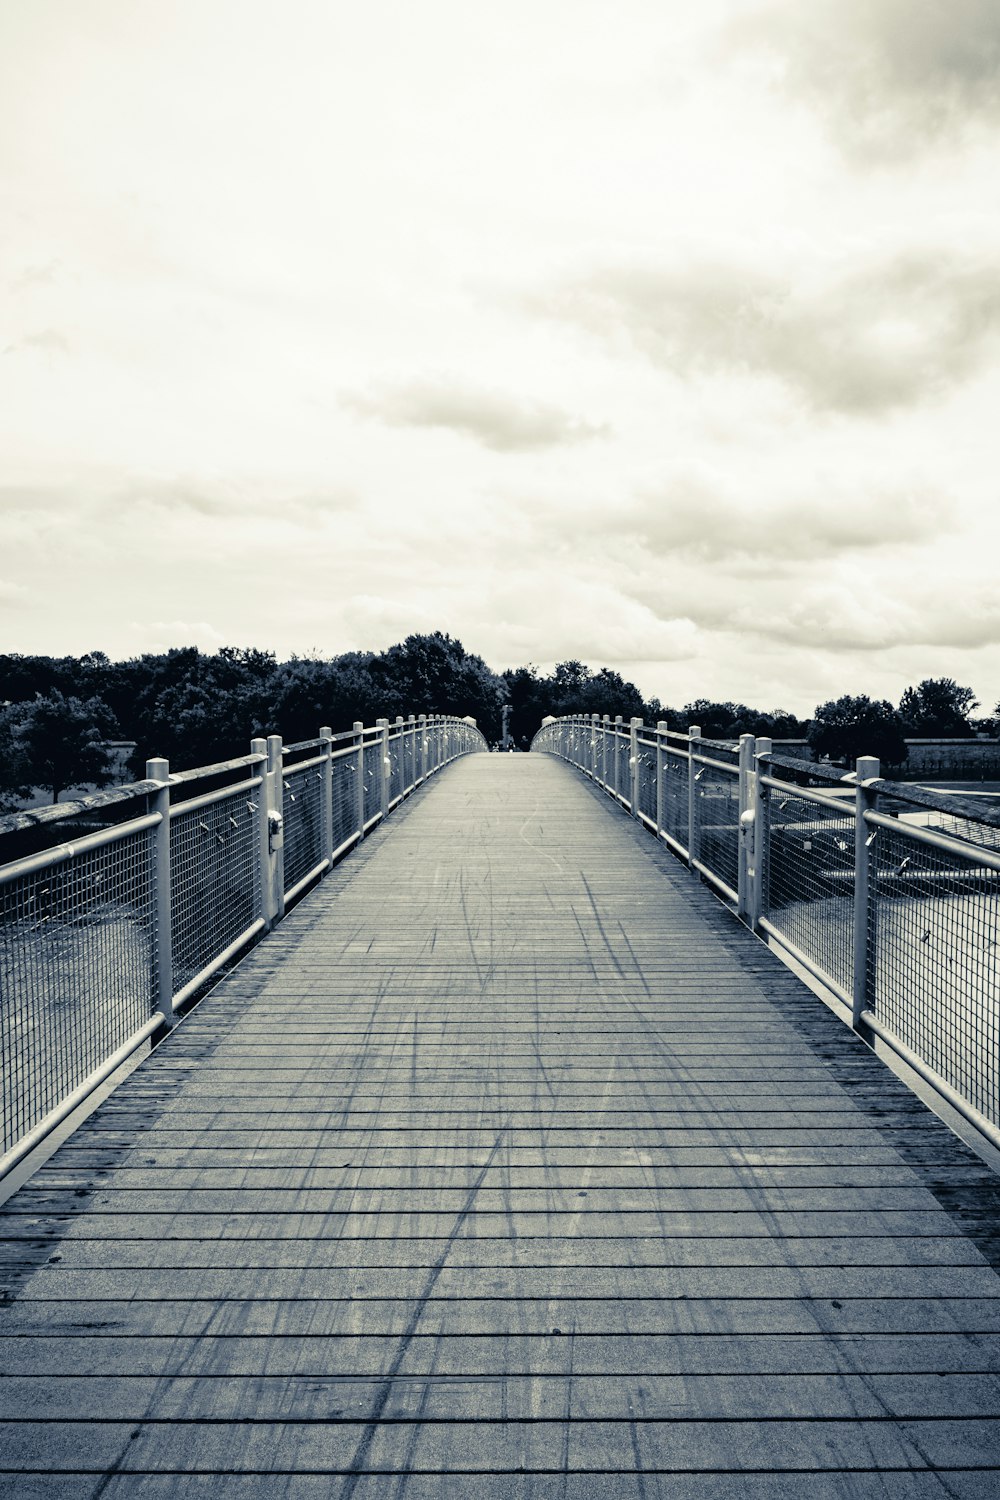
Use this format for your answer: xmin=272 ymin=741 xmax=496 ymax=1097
xmin=2 ymin=753 xmax=999 ymax=1496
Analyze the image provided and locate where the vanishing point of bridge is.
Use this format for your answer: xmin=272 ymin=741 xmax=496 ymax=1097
xmin=2 ymin=748 xmax=1000 ymax=1495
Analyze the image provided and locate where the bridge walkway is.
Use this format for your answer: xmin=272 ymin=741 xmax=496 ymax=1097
xmin=2 ymin=753 xmax=1000 ymax=1496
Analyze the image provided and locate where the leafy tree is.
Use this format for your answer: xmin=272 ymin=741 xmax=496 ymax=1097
xmin=807 ymin=695 xmax=908 ymax=769
xmin=682 ymin=701 xmax=808 ymax=740
xmin=0 ymin=703 xmax=33 ymax=812
xmin=8 ymin=691 xmax=119 ymax=803
xmin=899 ymin=678 xmax=978 ymax=738
xmin=370 ymin=633 xmax=507 ymax=741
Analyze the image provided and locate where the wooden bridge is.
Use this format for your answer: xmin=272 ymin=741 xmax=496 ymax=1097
xmin=2 ymin=753 xmax=1000 ymax=1496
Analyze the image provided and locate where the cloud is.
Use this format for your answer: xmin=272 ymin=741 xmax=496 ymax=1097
xmin=532 ymin=252 xmax=1000 ymax=413
xmin=342 ymin=376 xmax=610 ymax=452
xmin=620 ymin=482 xmax=948 ymax=563
xmin=727 ymin=0 xmax=1000 ymax=159
xmin=3 ymin=330 xmax=71 ymax=358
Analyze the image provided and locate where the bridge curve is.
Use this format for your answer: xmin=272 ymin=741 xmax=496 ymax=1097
xmin=2 ymin=752 xmax=999 ymax=1493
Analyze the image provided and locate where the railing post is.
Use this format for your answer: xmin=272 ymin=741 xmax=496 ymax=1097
xmin=687 ymin=724 xmax=702 ymax=868
xmin=394 ymin=715 xmax=404 ymax=800
xmin=267 ymin=733 xmax=285 ymax=924
xmin=749 ymin=737 xmax=771 ymax=930
xmin=353 ymin=722 xmax=366 ymax=838
xmin=407 ymin=713 xmax=416 ymax=792
xmin=319 ymin=726 xmax=334 ymax=866
xmin=737 ymin=734 xmax=755 ymax=921
xmin=251 ymin=737 xmax=272 ymax=930
xmin=418 ymin=714 xmax=427 ymax=782
xmin=378 ymin=717 xmax=390 ymax=820
xmin=852 ymin=755 xmax=881 ymax=1039
xmin=614 ymin=715 xmax=624 ymax=801
xmin=146 ymin=757 xmax=176 ymax=1028
xmin=630 ymin=717 xmax=642 ymax=816
xmin=590 ymin=713 xmax=599 ymax=779
xmin=655 ymin=723 xmax=666 ymax=838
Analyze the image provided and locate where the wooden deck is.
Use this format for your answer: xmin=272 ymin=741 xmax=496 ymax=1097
xmin=2 ymin=752 xmax=1000 ymax=1497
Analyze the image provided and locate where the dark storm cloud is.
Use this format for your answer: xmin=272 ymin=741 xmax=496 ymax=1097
xmin=533 ymin=253 xmax=1000 ymax=413
xmin=727 ymin=0 xmax=1000 ymax=159
xmin=342 ymin=377 xmax=610 ymax=452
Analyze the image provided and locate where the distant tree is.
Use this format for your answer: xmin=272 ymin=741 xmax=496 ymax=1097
xmin=371 ymin=632 xmax=507 ymax=741
xmin=0 ymin=703 xmax=33 ymax=812
xmin=899 ymin=678 xmax=978 ymax=738
xmin=808 ymin=695 xmax=908 ymax=769
xmin=8 ymin=691 xmax=119 ymax=803
xmin=681 ymin=701 xmax=808 ymax=740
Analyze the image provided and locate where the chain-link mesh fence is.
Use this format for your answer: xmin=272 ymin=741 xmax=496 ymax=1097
xmin=871 ymin=819 xmax=1000 ymax=1126
xmin=635 ymin=736 xmax=657 ymax=823
xmin=691 ymin=757 xmax=741 ymax=895
xmin=283 ymin=760 xmax=325 ymax=895
xmin=761 ymin=784 xmax=856 ymax=998
xmin=332 ymin=751 xmax=359 ymax=850
xmin=661 ymin=744 xmax=689 ymax=852
xmin=363 ymin=740 xmax=383 ymax=824
xmin=170 ymin=787 xmax=261 ymax=997
xmin=1 ymin=825 xmax=155 ymax=1153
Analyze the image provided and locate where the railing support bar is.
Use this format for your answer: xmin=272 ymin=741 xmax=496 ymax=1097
xmin=320 ymin=726 xmax=334 ymax=868
xmin=687 ymin=725 xmax=701 ymax=871
xmin=852 ymin=756 xmax=881 ymax=1040
xmin=146 ymin=757 xmax=176 ymax=1028
xmin=736 ymin=734 xmax=754 ymax=922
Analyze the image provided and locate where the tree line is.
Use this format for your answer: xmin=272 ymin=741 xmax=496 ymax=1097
xmin=0 ymin=633 xmax=994 ymax=807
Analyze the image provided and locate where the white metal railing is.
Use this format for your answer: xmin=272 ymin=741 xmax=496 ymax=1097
xmin=533 ymin=712 xmax=1000 ymax=1151
xmin=0 ymin=712 xmax=486 ymax=1175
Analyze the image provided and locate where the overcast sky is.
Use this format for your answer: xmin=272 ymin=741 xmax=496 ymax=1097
xmin=2 ymin=0 xmax=999 ymax=717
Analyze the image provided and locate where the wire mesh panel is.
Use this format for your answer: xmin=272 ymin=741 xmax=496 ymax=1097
xmin=635 ymin=739 xmax=657 ymax=822
xmin=363 ymin=741 xmax=382 ymax=823
xmin=283 ymin=763 xmax=325 ymax=894
xmin=331 ymin=753 xmax=358 ymax=849
xmin=661 ymin=746 xmax=689 ymax=851
xmin=692 ymin=760 xmax=741 ymax=894
xmin=763 ymin=787 xmax=856 ymax=997
xmin=614 ymin=731 xmax=630 ymax=800
xmin=1 ymin=827 xmax=155 ymax=1154
xmin=871 ymin=821 xmax=1000 ymax=1127
xmin=170 ymin=788 xmax=260 ymax=997
xmin=388 ymin=731 xmax=404 ymax=804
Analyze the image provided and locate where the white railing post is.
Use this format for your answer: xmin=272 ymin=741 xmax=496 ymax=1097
xmin=418 ymin=714 xmax=427 ymax=781
xmin=687 ymin=725 xmax=702 ymax=868
xmin=590 ymin=713 xmax=599 ymax=779
xmin=749 ymin=737 xmax=771 ymax=930
xmin=737 ymin=734 xmax=755 ymax=922
xmin=600 ymin=715 xmax=610 ymax=788
xmin=852 ymin=755 xmax=881 ymax=1039
xmin=378 ymin=717 xmax=390 ymax=819
xmin=319 ymin=726 xmax=334 ymax=866
xmin=655 ymin=722 xmax=667 ymax=838
xmin=353 ymin=722 xmax=366 ymax=838
xmin=630 ymin=717 xmax=642 ymax=816
xmin=407 ymin=713 xmax=416 ymax=792
xmin=614 ymin=715 xmax=624 ymax=801
xmin=251 ymin=737 xmax=273 ymax=930
xmin=394 ymin=715 xmax=404 ymax=798
xmin=267 ymin=733 xmax=285 ymax=923
xmin=146 ymin=757 xmax=176 ymax=1027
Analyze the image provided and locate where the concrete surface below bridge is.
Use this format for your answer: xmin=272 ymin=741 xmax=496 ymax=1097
xmin=2 ymin=751 xmax=1000 ymax=1498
